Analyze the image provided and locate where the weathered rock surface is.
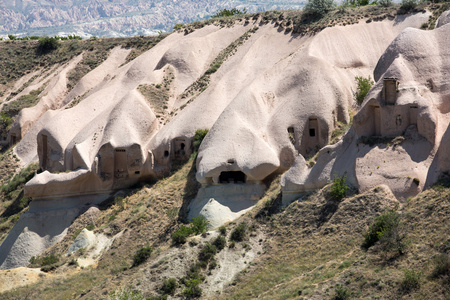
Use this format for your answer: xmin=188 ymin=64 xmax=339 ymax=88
xmin=3 ymin=9 xmax=449 ymax=269
xmin=282 ymin=17 xmax=450 ymax=202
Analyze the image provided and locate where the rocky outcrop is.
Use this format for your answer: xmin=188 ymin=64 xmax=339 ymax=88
xmin=282 ymin=17 xmax=450 ymax=202
xmin=2 ymin=10 xmax=448 ymax=269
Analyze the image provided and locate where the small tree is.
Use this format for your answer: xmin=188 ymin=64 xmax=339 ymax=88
xmin=211 ymin=8 xmax=247 ymax=18
xmin=378 ymin=0 xmax=393 ymax=7
xmin=230 ymin=222 xmax=247 ymax=242
xmin=37 ymin=36 xmax=59 ymax=54
xmin=172 ymin=225 xmax=194 ymax=245
xmin=329 ymin=173 xmax=349 ymax=201
xmin=132 ymin=246 xmax=153 ymax=267
xmin=191 ymin=216 xmax=208 ymax=234
xmin=401 ymin=0 xmax=418 ymax=11
xmin=363 ymin=209 xmax=406 ymax=255
xmin=193 ymin=128 xmax=209 ymax=150
xmin=355 ymin=76 xmax=374 ymax=105
xmin=304 ymin=0 xmax=336 ymax=18
xmin=161 ymin=278 xmax=177 ymax=295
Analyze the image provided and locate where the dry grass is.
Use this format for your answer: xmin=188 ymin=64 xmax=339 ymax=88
xmin=138 ymin=67 xmax=174 ymax=125
xmin=220 ymin=184 xmax=450 ymax=299
xmin=0 ymin=35 xmax=168 ymax=100
xmin=0 ymin=155 xmax=199 ymax=298
xmin=1 ymin=161 xmax=449 ymax=299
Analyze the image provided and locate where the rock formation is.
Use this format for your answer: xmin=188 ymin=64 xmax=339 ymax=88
xmin=3 ymin=9 xmax=448 ymax=269
xmin=282 ymin=16 xmax=450 ymax=202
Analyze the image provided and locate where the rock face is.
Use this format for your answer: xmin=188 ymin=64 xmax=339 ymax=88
xmin=0 ymin=195 xmax=106 ymax=270
xmin=282 ymin=18 xmax=450 ymax=202
xmin=0 ymin=0 xmax=304 ymax=37
xmin=19 ymin=13 xmax=429 ymax=202
xmin=2 ymin=10 xmax=448 ymax=269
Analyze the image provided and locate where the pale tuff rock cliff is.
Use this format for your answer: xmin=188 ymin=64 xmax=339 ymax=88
xmin=2 ymin=9 xmax=448 ymax=269
xmin=20 ymin=12 xmax=428 ymax=203
xmin=282 ymin=17 xmax=450 ymax=202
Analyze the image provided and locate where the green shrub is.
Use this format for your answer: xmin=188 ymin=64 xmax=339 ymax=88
xmin=185 ymin=263 xmax=205 ymax=282
xmin=304 ymin=0 xmax=336 ymax=18
xmin=191 ymin=216 xmax=208 ymax=234
xmin=363 ymin=210 xmax=406 ymax=254
xmin=86 ymin=223 xmax=95 ymax=231
xmin=183 ymin=278 xmax=202 ymax=298
xmin=345 ymin=0 xmax=371 ymax=6
xmin=41 ymin=254 xmax=59 ymax=266
xmin=212 ymin=235 xmax=226 ymax=251
xmin=110 ymin=286 xmax=145 ymax=300
xmin=205 ymin=62 xmax=222 ymax=74
xmin=329 ymin=173 xmax=349 ymax=201
xmin=173 ymin=23 xmax=184 ymax=31
xmin=132 ymin=246 xmax=153 ymax=267
xmin=431 ymin=253 xmax=450 ymax=278
xmin=230 ymin=222 xmax=247 ymax=242
xmin=161 ymin=278 xmax=177 ymax=295
xmin=198 ymin=243 xmax=217 ymax=262
xmin=400 ymin=269 xmax=421 ymax=292
xmin=332 ymin=284 xmax=351 ymax=300
xmin=0 ymin=113 xmax=12 ymax=140
xmin=172 ymin=225 xmax=194 ymax=245
xmin=378 ymin=0 xmax=393 ymax=7
xmin=193 ymin=129 xmax=209 ymax=150
xmin=400 ymin=0 xmax=418 ymax=11
xmin=1 ymin=163 xmax=37 ymax=196
xmin=355 ymin=76 xmax=374 ymax=105
xmin=219 ymin=226 xmax=227 ymax=236
xmin=211 ymin=8 xmax=247 ymax=18
xmin=37 ymin=36 xmax=59 ymax=53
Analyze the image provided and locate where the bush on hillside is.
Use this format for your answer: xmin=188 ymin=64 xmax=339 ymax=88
xmin=193 ymin=128 xmax=209 ymax=150
xmin=132 ymin=246 xmax=153 ymax=267
xmin=191 ymin=216 xmax=208 ymax=234
xmin=230 ymin=222 xmax=247 ymax=242
xmin=198 ymin=242 xmax=217 ymax=262
xmin=400 ymin=269 xmax=421 ymax=293
xmin=172 ymin=225 xmax=194 ymax=245
xmin=363 ymin=209 xmax=406 ymax=255
xmin=400 ymin=0 xmax=418 ymax=11
xmin=161 ymin=278 xmax=177 ymax=295
xmin=329 ymin=173 xmax=349 ymax=201
xmin=212 ymin=235 xmax=226 ymax=250
xmin=378 ymin=0 xmax=393 ymax=7
xmin=183 ymin=278 xmax=202 ymax=298
xmin=304 ymin=0 xmax=336 ymax=18
xmin=0 ymin=113 xmax=12 ymax=140
xmin=37 ymin=36 xmax=59 ymax=54
xmin=332 ymin=284 xmax=351 ymax=300
xmin=355 ymin=76 xmax=374 ymax=105
xmin=431 ymin=253 xmax=450 ymax=278
xmin=211 ymin=8 xmax=247 ymax=18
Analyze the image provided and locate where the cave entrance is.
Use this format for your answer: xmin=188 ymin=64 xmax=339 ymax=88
xmin=372 ymin=106 xmax=381 ymax=136
xmin=219 ymin=171 xmax=246 ymax=184
xmin=174 ymin=138 xmax=188 ymax=160
xmin=114 ymin=149 xmax=128 ymax=180
xmin=410 ymin=106 xmax=418 ymax=125
xmin=287 ymin=127 xmax=295 ymax=145
xmin=42 ymin=134 xmax=48 ymax=170
xmin=10 ymin=133 xmax=16 ymax=146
